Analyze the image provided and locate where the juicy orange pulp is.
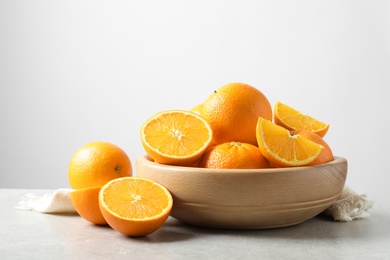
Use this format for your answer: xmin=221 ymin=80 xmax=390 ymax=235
xmin=99 ymin=177 xmax=173 ymax=237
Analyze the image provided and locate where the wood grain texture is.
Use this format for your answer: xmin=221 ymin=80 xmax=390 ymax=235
xmin=136 ymin=155 xmax=347 ymax=229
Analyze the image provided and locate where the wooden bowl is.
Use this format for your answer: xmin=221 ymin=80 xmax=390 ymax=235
xmin=136 ymin=155 xmax=347 ymax=229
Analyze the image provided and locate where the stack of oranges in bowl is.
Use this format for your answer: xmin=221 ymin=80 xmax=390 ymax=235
xmin=136 ymin=82 xmax=345 ymax=229
xmin=140 ymin=82 xmax=334 ymax=169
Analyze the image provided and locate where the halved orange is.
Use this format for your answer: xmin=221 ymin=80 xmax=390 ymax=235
xmin=256 ymin=117 xmax=324 ymax=167
xmin=99 ymin=177 xmax=173 ymax=237
xmin=140 ymin=110 xmax=213 ymax=166
xmin=70 ymin=186 xmax=107 ymax=225
xmin=273 ymin=101 xmax=329 ymax=137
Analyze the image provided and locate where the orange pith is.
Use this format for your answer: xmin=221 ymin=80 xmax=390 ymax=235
xmin=256 ymin=117 xmax=324 ymax=167
xmin=200 ymin=82 xmax=272 ymax=146
xmin=199 ymin=141 xmax=269 ymax=169
xmin=70 ymin=186 xmax=107 ymax=225
xmin=273 ymin=101 xmax=329 ymax=137
xmin=99 ymin=177 xmax=173 ymax=237
xmin=140 ymin=110 xmax=212 ymax=166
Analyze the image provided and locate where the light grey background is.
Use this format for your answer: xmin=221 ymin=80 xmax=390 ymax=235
xmin=1 ymin=1 xmax=389 ymax=197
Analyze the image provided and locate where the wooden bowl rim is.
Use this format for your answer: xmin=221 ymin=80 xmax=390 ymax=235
xmin=136 ymin=154 xmax=347 ymax=176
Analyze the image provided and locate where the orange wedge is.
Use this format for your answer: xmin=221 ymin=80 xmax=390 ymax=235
xmin=273 ymin=101 xmax=329 ymax=137
xmin=140 ymin=110 xmax=213 ymax=166
xmin=256 ymin=117 xmax=324 ymax=167
xmin=99 ymin=177 xmax=173 ymax=237
xmin=70 ymin=186 xmax=107 ymax=225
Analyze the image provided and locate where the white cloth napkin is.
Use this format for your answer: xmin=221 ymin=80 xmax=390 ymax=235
xmin=15 ymin=186 xmax=373 ymax=221
xmin=322 ymin=186 xmax=373 ymax=221
xmin=15 ymin=188 xmax=76 ymax=214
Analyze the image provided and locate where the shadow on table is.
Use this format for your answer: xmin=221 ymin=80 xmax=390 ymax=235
xmin=136 ymin=211 xmax=387 ymax=243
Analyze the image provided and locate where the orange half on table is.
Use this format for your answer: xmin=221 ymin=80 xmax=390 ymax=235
xmin=99 ymin=177 xmax=173 ymax=237
xmin=70 ymin=186 xmax=107 ymax=225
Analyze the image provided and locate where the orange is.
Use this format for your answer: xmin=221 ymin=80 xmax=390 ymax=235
xmin=140 ymin=110 xmax=213 ymax=166
xmin=273 ymin=101 xmax=329 ymax=137
xmin=70 ymin=186 xmax=107 ymax=225
xmin=256 ymin=117 xmax=324 ymax=167
xmin=190 ymin=103 xmax=203 ymax=115
xmin=99 ymin=177 xmax=173 ymax=237
xmin=68 ymin=141 xmax=132 ymax=189
xmin=200 ymin=82 xmax=272 ymax=146
xmin=295 ymin=130 xmax=334 ymax=165
xmin=199 ymin=141 xmax=269 ymax=169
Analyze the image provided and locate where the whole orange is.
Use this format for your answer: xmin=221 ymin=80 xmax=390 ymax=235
xmin=295 ymin=130 xmax=334 ymax=165
xmin=200 ymin=83 xmax=272 ymax=146
xmin=68 ymin=141 xmax=132 ymax=189
xmin=199 ymin=141 xmax=269 ymax=169
xmin=190 ymin=103 xmax=203 ymax=115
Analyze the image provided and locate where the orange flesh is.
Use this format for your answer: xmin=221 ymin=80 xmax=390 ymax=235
xmin=257 ymin=117 xmax=324 ymax=166
xmin=274 ymin=101 xmax=329 ymax=137
xmin=143 ymin=111 xmax=211 ymax=157
xmin=101 ymin=178 xmax=171 ymax=219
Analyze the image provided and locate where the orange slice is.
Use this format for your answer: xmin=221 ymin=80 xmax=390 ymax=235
xmin=99 ymin=177 xmax=173 ymax=237
xmin=256 ymin=117 xmax=324 ymax=167
xmin=70 ymin=186 xmax=107 ymax=225
xmin=140 ymin=110 xmax=213 ymax=166
xmin=273 ymin=101 xmax=329 ymax=137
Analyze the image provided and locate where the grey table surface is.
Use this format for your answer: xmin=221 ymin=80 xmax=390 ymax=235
xmin=1 ymin=189 xmax=389 ymax=260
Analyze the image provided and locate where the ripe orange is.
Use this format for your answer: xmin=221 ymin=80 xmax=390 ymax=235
xmin=140 ymin=110 xmax=213 ymax=166
xmin=200 ymin=82 xmax=272 ymax=146
xmin=273 ymin=101 xmax=329 ymax=137
xmin=68 ymin=141 xmax=132 ymax=189
xmin=190 ymin=103 xmax=203 ymax=115
xmin=70 ymin=186 xmax=107 ymax=225
xmin=199 ymin=141 xmax=269 ymax=169
xmin=295 ymin=130 xmax=334 ymax=165
xmin=256 ymin=117 xmax=324 ymax=167
xmin=99 ymin=177 xmax=173 ymax=237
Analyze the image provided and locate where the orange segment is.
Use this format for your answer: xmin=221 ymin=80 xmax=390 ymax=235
xmin=256 ymin=117 xmax=324 ymax=167
xmin=273 ymin=101 xmax=329 ymax=137
xmin=140 ymin=110 xmax=212 ymax=166
xmin=70 ymin=186 xmax=107 ymax=225
xmin=99 ymin=177 xmax=173 ymax=237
